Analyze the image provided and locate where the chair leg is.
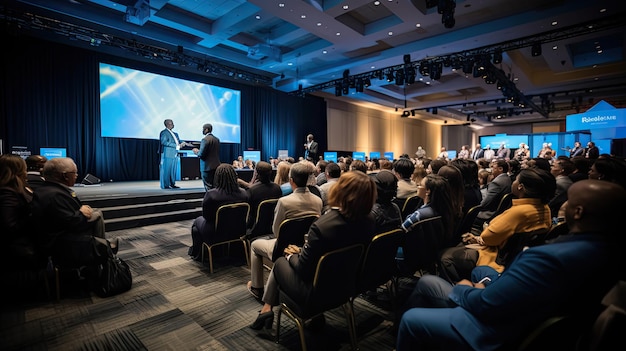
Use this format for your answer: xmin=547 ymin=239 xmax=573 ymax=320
xmin=279 ymin=304 xmax=308 ymax=351
xmin=207 ymin=246 xmax=214 ymax=274
xmin=343 ymin=302 xmax=359 ymax=350
xmin=242 ymin=240 xmax=250 ymax=267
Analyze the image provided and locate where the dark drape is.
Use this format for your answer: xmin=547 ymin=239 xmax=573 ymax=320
xmin=1 ymin=33 xmax=327 ymax=181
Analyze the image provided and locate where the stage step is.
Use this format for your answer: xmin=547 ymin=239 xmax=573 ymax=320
xmin=81 ymin=189 xmax=205 ymax=231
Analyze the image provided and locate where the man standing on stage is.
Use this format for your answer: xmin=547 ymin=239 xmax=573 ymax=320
xmin=193 ymin=123 xmax=221 ymax=191
xmin=304 ymin=134 xmax=318 ymax=161
xmin=159 ymin=119 xmax=188 ymax=189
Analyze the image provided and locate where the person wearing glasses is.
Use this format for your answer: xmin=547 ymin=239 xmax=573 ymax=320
xmin=31 ymin=157 xmax=117 ymax=269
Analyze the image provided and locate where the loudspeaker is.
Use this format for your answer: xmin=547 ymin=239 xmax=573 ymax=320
xmin=81 ymin=173 xmax=101 ymax=185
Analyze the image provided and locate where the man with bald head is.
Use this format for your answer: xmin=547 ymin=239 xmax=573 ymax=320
xmin=396 ymin=179 xmax=625 ymax=351
xmin=192 ymin=123 xmax=220 ymax=190
xmin=31 ymin=157 xmax=114 ymax=267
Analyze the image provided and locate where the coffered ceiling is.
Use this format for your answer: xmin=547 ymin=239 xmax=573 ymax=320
xmin=5 ymin=0 xmax=626 ymax=128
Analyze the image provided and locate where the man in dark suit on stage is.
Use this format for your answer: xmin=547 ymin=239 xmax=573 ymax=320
xmin=193 ymin=123 xmax=221 ymax=191
xmin=159 ymin=119 xmax=188 ymax=189
xmin=304 ymin=134 xmax=318 ymax=161
xmin=585 ymin=141 xmax=600 ymax=160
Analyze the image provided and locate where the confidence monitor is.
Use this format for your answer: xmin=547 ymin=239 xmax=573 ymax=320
xmin=243 ymin=150 xmax=261 ymax=164
xmin=40 ymin=147 xmax=67 ymax=159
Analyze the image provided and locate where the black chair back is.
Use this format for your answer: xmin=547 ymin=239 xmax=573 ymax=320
xmin=247 ymin=198 xmax=278 ymax=240
xmin=454 ymin=205 xmax=482 ymax=240
xmin=398 ymin=195 xmax=423 ymax=219
xmin=495 ymin=228 xmax=549 ymax=268
xmin=271 ymin=214 xmax=318 ymax=262
xmin=201 ymin=202 xmax=250 ymax=273
xmin=356 ymin=228 xmax=403 ymax=294
xmin=401 ymin=216 xmax=445 ymax=275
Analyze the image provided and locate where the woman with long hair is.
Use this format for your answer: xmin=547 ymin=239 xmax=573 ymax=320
xmin=274 ymin=161 xmax=293 ymax=196
xmin=189 ymin=163 xmax=248 ymax=260
xmin=249 ymin=171 xmax=377 ymax=332
xmin=1 ymin=155 xmax=37 ymax=268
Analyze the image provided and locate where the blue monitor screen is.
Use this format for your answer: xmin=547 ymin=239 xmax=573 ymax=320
xmin=99 ymin=62 xmax=241 ymax=143
xmin=243 ymin=150 xmax=261 ymax=164
xmin=384 ymin=152 xmax=394 ymax=160
xmin=370 ymin=151 xmax=381 ymax=159
xmin=447 ymin=150 xmax=457 ymax=159
xmin=40 ymin=147 xmax=67 ymax=159
xmin=324 ymin=152 xmax=337 ymax=163
xmin=479 ymin=134 xmax=529 ymax=150
xmin=352 ymin=152 xmax=365 ymax=161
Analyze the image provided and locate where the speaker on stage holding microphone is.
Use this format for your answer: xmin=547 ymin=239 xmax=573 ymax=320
xmin=304 ymin=133 xmax=318 ymax=162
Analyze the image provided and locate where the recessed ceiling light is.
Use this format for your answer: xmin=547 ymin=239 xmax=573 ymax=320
xmin=388 ymin=31 xmax=393 ymax=35
xmin=343 ymin=5 xmax=349 ymax=10
xmin=316 ymin=22 xmax=322 ymax=26
xmin=301 ymin=14 xmax=306 ymax=19
xmin=551 ymin=21 xmax=558 ymax=26
xmin=552 ymin=45 xmax=558 ymax=50
xmin=278 ymin=3 xmax=285 ymax=7
xmin=415 ymin=23 xmax=421 ymax=28
xmin=374 ymin=1 xmax=380 ymax=5
xmin=597 ymin=49 xmax=603 ymax=54
xmin=371 ymin=66 xmax=375 ymax=69
xmin=425 ymin=81 xmax=431 ymax=85
xmin=255 ymin=15 xmax=261 ymax=20
xmin=322 ymin=50 xmax=328 ymax=54
xmin=600 ymin=8 xmax=606 ymax=12
xmin=336 ymin=32 xmax=341 ymax=36
xmin=287 ymin=62 xmax=293 ymax=66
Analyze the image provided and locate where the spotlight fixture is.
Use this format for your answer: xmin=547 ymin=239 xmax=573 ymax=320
xmin=386 ymin=70 xmax=395 ymax=82
xmin=531 ymin=42 xmax=542 ymax=57
xmin=395 ymin=70 xmax=404 ymax=85
xmin=493 ymin=49 xmax=502 ymax=64
xmin=363 ymin=78 xmax=371 ymax=87
xmin=403 ymin=54 xmax=411 ymax=64
xmin=401 ymin=110 xmax=411 ymax=118
xmin=334 ymin=83 xmax=342 ymax=96
xmin=355 ymin=78 xmax=364 ymax=92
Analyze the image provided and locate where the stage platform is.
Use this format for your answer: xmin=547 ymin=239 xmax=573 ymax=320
xmin=73 ymin=180 xmax=206 ymax=231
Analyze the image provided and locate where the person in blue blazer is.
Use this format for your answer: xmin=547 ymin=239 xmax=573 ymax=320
xmin=159 ymin=119 xmax=188 ymax=189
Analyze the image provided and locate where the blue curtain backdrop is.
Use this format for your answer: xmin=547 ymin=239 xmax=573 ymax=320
xmin=1 ymin=33 xmax=327 ymax=182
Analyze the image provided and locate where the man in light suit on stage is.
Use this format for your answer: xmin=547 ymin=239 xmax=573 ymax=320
xmin=159 ymin=119 xmax=188 ymax=189
xmin=193 ymin=123 xmax=221 ymax=191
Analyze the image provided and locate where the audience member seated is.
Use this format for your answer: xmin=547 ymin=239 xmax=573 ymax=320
xmin=548 ymin=157 xmax=574 ymax=219
xmin=25 ymin=154 xmax=47 ymax=190
xmin=398 ymin=174 xmax=456 ymax=274
xmin=319 ymin=162 xmax=341 ymax=207
xmin=274 ymin=161 xmax=293 ymax=196
xmin=349 ymin=159 xmax=368 ymax=173
xmin=393 ymin=157 xmax=418 ymax=199
xmin=475 ymin=159 xmax=511 ymax=225
xmin=1 ymin=155 xmax=38 ymax=269
xmin=436 ymin=165 xmax=464 ymax=223
xmin=439 ymin=168 xmax=555 ymax=283
xmin=427 ymin=158 xmax=447 ymax=175
xmin=450 ymin=159 xmax=482 ymax=214
xmin=315 ymin=159 xmax=328 ymax=186
xmin=247 ymin=161 xmax=323 ymax=301
xmin=31 ymin=157 xmax=113 ymax=268
xmin=370 ymin=170 xmax=402 ymax=233
xmin=243 ymin=161 xmax=282 ymax=232
xmin=568 ymin=156 xmax=591 ymax=183
xmin=189 ymin=164 xmax=248 ymax=260
xmin=396 ymin=180 xmax=625 ymax=351
xmin=249 ymin=171 xmax=377 ymax=333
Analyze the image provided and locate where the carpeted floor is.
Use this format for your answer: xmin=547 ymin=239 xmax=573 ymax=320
xmin=1 ymin=219 xmax=410 ymax=351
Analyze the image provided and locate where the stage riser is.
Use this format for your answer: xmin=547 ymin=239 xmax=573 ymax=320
xmin=81 ymin=190 xmax=205 ymax=231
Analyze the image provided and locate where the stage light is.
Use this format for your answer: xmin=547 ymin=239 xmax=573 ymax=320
xmin=419 ymin=61 xmax=430 ymax=76
xmin=531 ymin=42 xmax=542 ymax=57
xmin=493 ymin=49 xmax=502 ymax=64
xmin=395 ymin=70 xmax=404 ymax=85
xmin=386 ymin=70 xmax=395 ymax=82
xmin=403 ymin=54 xmax=411 ymax=64
xmin=401 ymin=110 xmax=411 ymax=118
xmin=355 ymin=78 xmax=364 ymax=92
xmin=363 ymin=78 xmax=371 ymax=87
xmin=334 ymin=83 xmax=342 ymax=96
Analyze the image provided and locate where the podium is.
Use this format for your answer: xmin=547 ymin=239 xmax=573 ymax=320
xmin=178 ymin=154 xmax=200 ymax=180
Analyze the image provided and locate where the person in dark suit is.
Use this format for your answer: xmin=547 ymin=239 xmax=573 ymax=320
xmin=25 ymin=154 xmax=47 ymax=190
xmin=249 ymin=171 xmax=377 ymax=332
xmin=585 ymin=141 xmax=600 ymax=160
xmin=30 ymin=157 xmax=115 ymax=268
xmin=304 ymin=133 xmax=318 ymax=161
xmin=188 ymin=163 xmax=248 ymax=260
xmin=396 ymin=180 xmax=625 ymax=351
xmin=471 ymin=143 xmax=484 ymax=160
xmin=159 ymin=119 xmax=189 ymax=189
xmin=193 ymin=123 xmax=221 ymax=191
xmin=476 ymin=159 xmax=511 ymax=222
xmin=569 ymin=141 xmax=584 ymax=158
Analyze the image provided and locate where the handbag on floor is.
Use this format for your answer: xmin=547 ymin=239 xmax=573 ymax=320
xmin=93 ymin=255 xmax=132 ymax=297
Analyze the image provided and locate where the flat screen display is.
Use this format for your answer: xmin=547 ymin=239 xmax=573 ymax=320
xmin=384 ymin=152 xmax=394 ymax=160
xmin=40 ymin=147 xmax=67 ymax=159
xmin=370 ymin=151 xmax=381 ymax=159
xmin=324 ymin=152 xmax=337 ymax=163
xmin=243 ymin=150 xmax=261 ymax=164
xmin=479 ymin=134 xmax=529 ymax=150
xmin=352 ymin=152 xmax=365 ymax=161
xmin=99 ymin=62 xmax=241 ymax=143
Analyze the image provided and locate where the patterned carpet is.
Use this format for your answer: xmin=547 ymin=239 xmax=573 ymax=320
xmin=1 ymin=220 xmax=404 ymax=351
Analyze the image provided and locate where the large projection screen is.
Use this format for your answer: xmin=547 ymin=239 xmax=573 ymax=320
xmin=99 ymin=62 xmax=241 ymax=143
